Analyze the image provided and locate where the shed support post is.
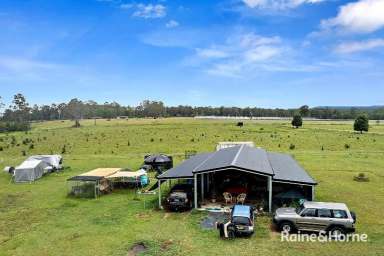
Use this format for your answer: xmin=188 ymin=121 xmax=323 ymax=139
xmin=268 ymin=176 xmax=272 ymax=213
xmin=158 ymin=180 xmax=163 ymax=209
xmin=201 ymin=173 xmax=204 ymax=202
xmin=206 ymin=173 xmax=210 ymax=193
xmin=194 ymin=174 xmax=198 ymax=209
xmin=311 ymin=186 xmax=315 ymax=201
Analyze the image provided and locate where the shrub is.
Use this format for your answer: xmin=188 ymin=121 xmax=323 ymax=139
xmin=291 ymin=114 xmax=303 ymax=128
xmin=344 ymin=144 xmax=350 ymax=149
xmin=21 ymin=150 xmax=26 ymax=156
xmin=0 ymin=121 xmax=30 ymax=133
xmin=353 ymin=173 xmax=369 ymax=182
xmin=22 ymin=138 xmax=31 ymax=145
xmin=29 ymin=144 xmax=34 ymax=149
xmin=289 ymin=144 xmax=295 ymax=150
xmin=150 ymin=138 xmax=154 ymax=142
xmin=62 ymin=145 xmax=67 ymax=154
xmin=0 ymin=146 xmax=3 ymax=151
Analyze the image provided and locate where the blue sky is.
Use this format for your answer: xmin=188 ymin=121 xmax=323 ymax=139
xmin=0 ymin=0 xmax=383 ymax=108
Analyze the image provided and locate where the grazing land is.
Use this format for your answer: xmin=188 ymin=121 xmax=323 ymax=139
xmin=0 ymin=118 xmax=383 ymax=256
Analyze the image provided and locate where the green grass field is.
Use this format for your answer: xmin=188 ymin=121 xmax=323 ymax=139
xmin=0 ymin=118 xmax=383 ymax=256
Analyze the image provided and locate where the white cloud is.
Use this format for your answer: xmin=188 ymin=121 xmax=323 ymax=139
xmin=321 ymin=0 xmax=384 ymax=34
xmin=0 ymin=57 xmax=59 ymax=72
xmin=196 ymin=48 xmax=229 ymax=58
xmin=244 ymin=45 xmax=281 ymax=62
xmin=133 ymin=4 xmax=166 ymax=19
xmin=121 ymin=3 xmax=166 ymax=19
xmin=165 ymin=20 xmax=179 ymax=28
xmin=192 ymin=33 xmax=286 ymax=77
xmin=120 ymin=4 xmax=134 ymax=9
xmin=335 ymin=38 xmax=384 ymax=53
xmin=242 ymin=0 xmax=325 ymax=10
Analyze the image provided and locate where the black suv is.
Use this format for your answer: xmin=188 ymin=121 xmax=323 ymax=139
xmin=166 ymin=183 xmax=193 ymax=211
xmin=217 ymin=205 xmax=255 ymax=239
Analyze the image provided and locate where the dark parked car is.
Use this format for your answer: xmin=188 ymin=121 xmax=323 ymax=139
xmin=217 ymin=205 xmax=255 ymax=239
xmin=166 ymin=183 xmax=193 ymax=211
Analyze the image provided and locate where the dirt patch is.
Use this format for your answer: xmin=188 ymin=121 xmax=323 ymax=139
xmin=135 ymin=213 xmax=150 ymax=219
xmin=69 ymin=233 xmax=81 ymax=240
xmin=160 ymin=239 xmax=173 ymax=251
xmin=163 ymin=213 xmax=170 ymax=219
xmin=127 ymin=242 xmax=147 ymax=256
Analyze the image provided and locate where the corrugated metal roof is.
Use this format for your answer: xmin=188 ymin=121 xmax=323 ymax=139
xmin=195 ymin=146 xmax=239 ymax=172
xmin=157 ymin=145 xmax=317 ymax=185
xmin=157 ymin=153 xmax=213 ymax=179
xmin=232 ymin=146 xmax=274 ymax=175
xmin=268 ymin=152 xmax=317 ymax=185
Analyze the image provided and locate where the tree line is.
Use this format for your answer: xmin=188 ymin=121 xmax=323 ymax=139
xmin=0 ymin=94 xmax=383 ymax=132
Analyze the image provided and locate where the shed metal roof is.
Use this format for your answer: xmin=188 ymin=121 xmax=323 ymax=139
xmin=267 ymin=152 xmax=316 ymax=185
xmin=157 ymin=145 xmax=317 ymax=185
xmin=157 ymin=153 xmax=213 ymax=179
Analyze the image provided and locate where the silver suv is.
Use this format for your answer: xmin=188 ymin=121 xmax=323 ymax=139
xmin=273 ymin=201 xmax=356 ymax=235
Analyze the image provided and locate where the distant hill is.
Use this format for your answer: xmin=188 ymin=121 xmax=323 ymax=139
xmin=314 ymin=106 xmax=384 ymax=110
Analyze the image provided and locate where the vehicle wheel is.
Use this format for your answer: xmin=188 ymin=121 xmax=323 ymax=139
xmin=227 ymin=226 xmax=236 ymax=239
xmin=279 ymin=222 xmax=295 ymax=233
xmin=329 ymin=226 xmax=346 ymax=240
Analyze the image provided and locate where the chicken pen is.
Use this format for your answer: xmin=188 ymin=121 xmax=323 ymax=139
xmin=67 ymin=168 xmax=121 ymax=198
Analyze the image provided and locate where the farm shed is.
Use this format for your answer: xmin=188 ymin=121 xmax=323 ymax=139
xmin=157 ymin=145 xmax=317 ymax=212
xmin=14 ymin=159 xmax=50 ymax=183
xmin=67 ymin=168 xmax=121 ymax=198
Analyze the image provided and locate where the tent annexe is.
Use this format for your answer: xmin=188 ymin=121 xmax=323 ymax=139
xmin=157 ymin=145 xmax=317 ymax=212
xmin=14 ymin=159 xmax=49 ymax=183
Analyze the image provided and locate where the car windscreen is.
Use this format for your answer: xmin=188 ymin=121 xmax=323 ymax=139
xmin=295 ymin=204 xmax=305 ymax=214
xmin=232 ymin=216 xmax=250 ymax=225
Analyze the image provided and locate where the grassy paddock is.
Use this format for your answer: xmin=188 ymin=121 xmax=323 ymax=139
xmin=0 ymin=118 xmax=383 ymax=256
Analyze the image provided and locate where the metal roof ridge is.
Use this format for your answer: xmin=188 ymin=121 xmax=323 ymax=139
xmin=191 ymin=152 xmax=216 ymax=174
xmin=231 ymin=144 xmax=245 ymax=166
xmin=267 ymin=151 xmax=276 ymax=176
